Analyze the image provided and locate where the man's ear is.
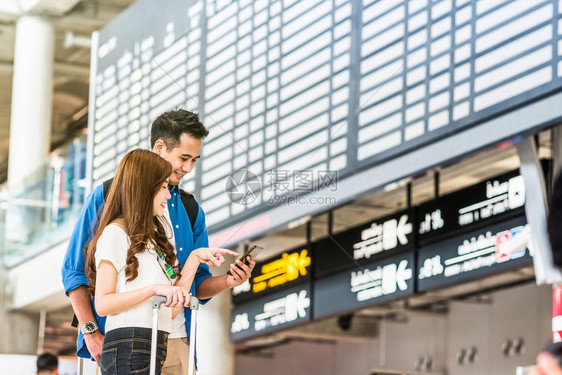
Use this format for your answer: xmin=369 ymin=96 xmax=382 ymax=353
xmin=153 ymin=139 xmax=166 ymax=155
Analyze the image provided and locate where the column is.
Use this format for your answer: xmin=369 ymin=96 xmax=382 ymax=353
xmin=0 ymin=13 xmax=54 ymax=355
xmin=6 ymin=15 xmax=54 ymax=244
xmin=197 ymin=263 xmax=236 ymax=375
xmin=8 ymin=15 xmax=54 ymax=193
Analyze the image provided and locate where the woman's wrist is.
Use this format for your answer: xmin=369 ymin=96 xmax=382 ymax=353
xmin=180 ymin=255 xmax=201 ymax=278
xmin=188 ymin=250 xmax=204 ymax=264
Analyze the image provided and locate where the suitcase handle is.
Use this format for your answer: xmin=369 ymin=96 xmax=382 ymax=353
xmin=152 ymin=295 xmax=168 ymax=309
xmin=152 ymin=295 xmax=199 ymax=309
xmin=190 ymin=296 xmax=199 ymax=310
xmin=151 ymin=295 xmax=200 ymax=375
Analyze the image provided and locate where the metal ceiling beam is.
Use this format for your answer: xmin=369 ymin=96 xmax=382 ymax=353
xmin=0 ymin=59 xmax=89 ymax=76
xmin=0 ymin=0 xmax=80 ymax=16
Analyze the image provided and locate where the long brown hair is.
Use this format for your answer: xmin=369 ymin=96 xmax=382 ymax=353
xmin=85 ymin=149 xmax=176 ymax=294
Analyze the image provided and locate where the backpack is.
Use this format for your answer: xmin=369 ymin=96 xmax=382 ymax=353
xmin=102 ymin=177 xmax=199 ymax=231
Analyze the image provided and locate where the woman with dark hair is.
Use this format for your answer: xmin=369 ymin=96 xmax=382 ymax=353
xmin=37 ymin=352 xmax=58 ymax=375
xmin=85 ymin=149 xmax=235 ymax=375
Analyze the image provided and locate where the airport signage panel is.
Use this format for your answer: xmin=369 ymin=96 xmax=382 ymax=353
xmin=232 ymin=246 xmax=312 ymax=303
xmin=313 ymin=252 xmax=415 ymax=319
xmin=230 ymin=284 xmax=312 ymax=341
xmin=417 ymin=216 xmax=532 ymax=292
xmin=314 ymin=209 xmax=415 ymax=278
xmin=417 ymin=170 xmax=525 ymax=245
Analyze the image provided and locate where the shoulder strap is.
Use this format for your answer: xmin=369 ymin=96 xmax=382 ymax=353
xmin=179 ymin=189 xmax=199 ymax=231
xmin=102 ymin=177 xmax=114 ymax=201
xmin=72 ymin=177 xmax=114 ymax=329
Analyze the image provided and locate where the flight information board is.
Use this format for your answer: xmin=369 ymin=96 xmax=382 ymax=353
xmin=417 ymin=170 xmax=525 ymax=245
xmin=314 ymin=208 xmax=416 ymax=278
xmin=417 ymin=215 xmax=532 ymax=291
xmin=89 ymin=0 xmax=562 ymax=234
xmin=230 ymin=283 xmax=312 ymax=341
xmin=232 ymin=245 xmax=312 ymax=303
xmin=313 ymin=251 xmax=415 ymax=319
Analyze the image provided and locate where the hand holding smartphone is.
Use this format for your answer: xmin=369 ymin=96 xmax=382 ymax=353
xmin=227 ymin=244 xmax=262 ymax=276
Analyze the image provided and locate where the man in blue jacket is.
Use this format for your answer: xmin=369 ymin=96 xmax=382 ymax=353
xmin=61 ymin=109 xmax=255 ymax=374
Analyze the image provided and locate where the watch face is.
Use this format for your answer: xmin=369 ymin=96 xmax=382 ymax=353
xmin=82 ymin=321 xmax=98 ymax=334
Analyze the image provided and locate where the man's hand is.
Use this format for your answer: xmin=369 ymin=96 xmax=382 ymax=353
xmin=68 ymin=286 xmax=104 ymax=364
xmin=225 ymin=256 xmax=256 ymax=288
xmin=83 ymin=330 xmax=104 ymax=366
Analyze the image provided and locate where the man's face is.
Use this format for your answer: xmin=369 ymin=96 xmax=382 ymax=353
xmin=154 ymin=133 xmax=202 ymax=186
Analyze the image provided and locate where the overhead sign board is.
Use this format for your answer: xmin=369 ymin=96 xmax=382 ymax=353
xmin=314 ymin=209 xmax=415 ymax=278
xmin=230 ymin=284 xmax=312 ymax=341
xmin=313 ymin=252 xmax=415 ymax=319
xmin=417 ymin=215 xmax=532 ymax=291
xmin=417 ymin=170 xmax=525 ymax=245
xmin=232 ymin=247 xmax=312 ymax=303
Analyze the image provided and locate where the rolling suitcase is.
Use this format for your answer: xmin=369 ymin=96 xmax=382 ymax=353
xmin=150 ymin=295 xmax=200 ymax=375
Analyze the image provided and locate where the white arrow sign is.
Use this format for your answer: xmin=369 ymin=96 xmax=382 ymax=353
xmin=382 ymin=215 xmax=412 ymax=251
xmin=285 ymin=290 xmax=310 ymax=322
xmin=395 ymin=259 xmax=412 ymax=291
xmin=397 ymin=215 xmax=413 ymax=245
xmin=381 ymin=260 xmax=412 ymax=294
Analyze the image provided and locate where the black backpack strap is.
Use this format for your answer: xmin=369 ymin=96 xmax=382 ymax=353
xmin=179 ymin=189 xmax=199 ymax=231
xmin=102 ymin=177 xmax=114 ymax=201
xmin=71 ymin=178 xmax=113 ymax=329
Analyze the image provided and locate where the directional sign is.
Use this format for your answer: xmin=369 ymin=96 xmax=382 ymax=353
xmin=416 ymin=215 xmax=532 ymax=291
xmin=313 ymin=252 xmax=415 ymax=319
xmin=314 ymin=209 xmax=415 ymax=278
xmin=230 ymin=284 xmax=312 ymax=341
xmin=232 ymin=246 xmax=312 ymax=304
xmin=417 ymin=170 xmax=525 ymax=245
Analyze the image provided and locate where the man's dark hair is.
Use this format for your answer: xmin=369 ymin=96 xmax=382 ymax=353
xmin=150 ymin=108 xmax=209 ymax=149
xmin=37 ymin=352 xmax=58 ymax=373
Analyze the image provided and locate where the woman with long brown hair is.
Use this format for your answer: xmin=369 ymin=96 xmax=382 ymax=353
xmin=85 ymin=149 xmax=235 ymax=375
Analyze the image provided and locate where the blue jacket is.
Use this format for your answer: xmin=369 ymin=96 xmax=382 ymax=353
xmin=61 ymin=183 xmax=212 ymax=359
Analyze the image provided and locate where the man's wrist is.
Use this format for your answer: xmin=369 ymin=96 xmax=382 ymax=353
xmin=224 ymin=274 xmax=233 ymax=289
xmin=80 ymin=321 xmax=99 ymax=335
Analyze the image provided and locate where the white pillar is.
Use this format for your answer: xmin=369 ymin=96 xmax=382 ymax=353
xmin=8 ymin=15 xmax=54 ymax=194
xmin=198 ymin=266 xmax=235 ymax=375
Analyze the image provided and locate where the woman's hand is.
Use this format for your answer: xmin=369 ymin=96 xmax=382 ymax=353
xmin=192 ymin=247 xmax=239 ymax=267
xmin=153 ymin=284 xmax=190 ymax=308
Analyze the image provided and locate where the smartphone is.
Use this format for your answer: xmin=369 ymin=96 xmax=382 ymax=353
xmin=227 ymin=244 xmax=263 ymax=275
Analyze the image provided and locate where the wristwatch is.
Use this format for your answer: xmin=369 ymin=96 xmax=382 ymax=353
xmin=80 ymin=321 xmax=99 ymax=335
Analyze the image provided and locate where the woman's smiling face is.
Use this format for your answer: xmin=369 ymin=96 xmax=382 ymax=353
xmin=153 ymin=179 xmax=171 ymax=216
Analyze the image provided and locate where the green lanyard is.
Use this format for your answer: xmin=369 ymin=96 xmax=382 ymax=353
xmin=154 ymin=246 xmax=177 ymax=282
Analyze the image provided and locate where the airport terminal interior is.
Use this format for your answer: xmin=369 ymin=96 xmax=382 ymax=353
xmin=1 ymin=0 xmax=562 ymax=374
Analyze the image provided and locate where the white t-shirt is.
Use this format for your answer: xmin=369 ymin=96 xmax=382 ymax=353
xmin=95 ymin=224 xmax=172 ymax=333
xmin=163 ymin=206 xmax=188 ymax=339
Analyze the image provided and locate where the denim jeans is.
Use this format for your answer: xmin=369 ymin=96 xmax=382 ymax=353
xmin=100 ymin=327 xmax=168 ymax=375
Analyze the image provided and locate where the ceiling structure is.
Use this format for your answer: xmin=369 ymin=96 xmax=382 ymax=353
xmin=0 ymin=0 xmax=135 ymax=182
